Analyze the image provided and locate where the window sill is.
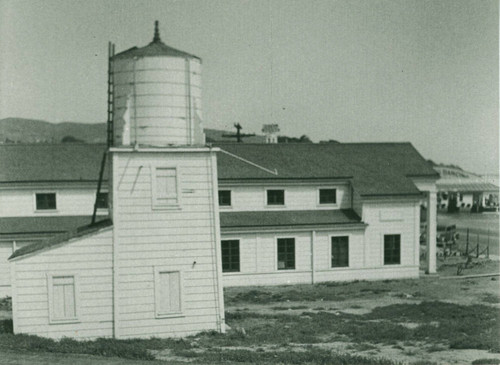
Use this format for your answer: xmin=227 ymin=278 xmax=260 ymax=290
xmin=265 ymin=205 xmax=286 ymax=209
xmin=155 ymin=313 xmax=185 ymax=319
xmin=49 ymin=318 xmax=80 ymax=325
xmin=316 ymin=204 xmax=338 ymax=208
xmin=219 ymin=205 xmax=233 ymax=210
xmin=152 ymin=205 xmax=182 ymax=211
xmin=34 ymin=209 xmax=59 ymax=214
xmin=277 ymin=268 xmax=295 ymax=271
xmin=330 ymin=266 xmax=349 ymax=270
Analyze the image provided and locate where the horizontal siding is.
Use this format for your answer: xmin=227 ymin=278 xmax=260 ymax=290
xmin=12 ymin=229 xmax=113 ymax=340
xmin=362 ymin=202 xmax=419 ymax=268
xmin=221 ymin=219 xmax=420 ymax=287
xmin=0 ymin=188 xmax=106 ymax=218
xmin=313 ymin=266 xmax=419 ymax=283
xmin=0 ymin=242 xmax=13 ymax=288
xmin=113 ymin=151 xmax=221 ymax=338
xmin=219 ymin=183 xmax=351 ymax=212
xmin=314 ymin=231 xmax=365 ymax=270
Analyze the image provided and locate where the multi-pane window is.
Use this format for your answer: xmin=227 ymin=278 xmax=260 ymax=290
xmin=319 ymin=189 xmax=337 ymax=204
xmin=331 ymin=236 xmax=349 ymax=267
xmin=267 ymin=189 xmax=285 ymax=205
xmin=384 ymin=234 xmax=401 ymax=265
xmin=218 ymin=190 xmax=231 ymax=207
xmin=221 ymin=240 xmax=240 ymax=272
xmin=96 ymin=192 xmax=108 ymax=209
xmin=155 ymin=270 xmax=182 ymax=316
xmin=152 ymin=167 xmax=179 ymax=208
xmin=36 ymin=193 xmax=56 ymax=210
xmin=277 ymin=238 xmax=295 ymax=270
xmin=49 ymin=275 xmax=77 ymax=322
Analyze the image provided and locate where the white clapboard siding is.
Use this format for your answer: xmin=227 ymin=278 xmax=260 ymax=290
xmin=12 ymin=228 xmax=113 ymax=340
xmin=0 ymin=241 xmax=14 ymax=296
xmin=218 ymin=183 xmax=351 ymax=212
xmin=0 ymin=188 xmax=107 ymax=217
xmin=113 ymin=150 xmax=222 ymax=339
xmin=362 ymin=201 xmax=420 ymax=268
xmin=314 ymin=231 xmax=365 ymax=270
xmin=221 ymin=219 xmax=419 ymax=287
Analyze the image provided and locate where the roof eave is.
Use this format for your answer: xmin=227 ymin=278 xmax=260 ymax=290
xmin=9 ymin=220 xmax=113 ymax=261
xmin=221 ymin=222 xmax=367 ymax=233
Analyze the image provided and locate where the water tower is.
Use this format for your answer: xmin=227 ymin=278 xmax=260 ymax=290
xmin=109 ymin=21 xmax=205 ymax=147
xmin=103 ymin=22 xmax=225 ymax=338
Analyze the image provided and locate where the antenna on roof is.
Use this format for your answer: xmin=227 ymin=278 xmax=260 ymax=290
xmin=153 ymin=20 xmax=161 ymax=42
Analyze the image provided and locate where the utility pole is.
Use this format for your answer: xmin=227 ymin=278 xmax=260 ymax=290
xmin=222 ymin=123 xmax=256 ymax=143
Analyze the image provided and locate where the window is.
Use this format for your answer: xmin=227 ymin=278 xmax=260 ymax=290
xmin=267 ymin=189 xmax=285 ymax=206
xmin=384 ymin=234 xmax=401 ymax=265
xmin=218 ymin=190 xmax=231 ymax=207
xmin=277 ymin=238 xmax=295 ymax=270
xmin=96 ymin=192 xmax=108 ymax=209
xmin=48 ymin=275 xmax=78 ymax=323
xmin=331 ymin=236 xmax=349 ymax=267
xmin=152 ymin=167 xmax=179 ymax=208
xmin=319 ymin=189 xmax=337 ymax=205
xmin=36 ymin=193 xmax=56 ymax=210
xmin=154 ymin=270 xmax=183 ymax=317
xmin=221 ymin=240 xmax=240 ymax=272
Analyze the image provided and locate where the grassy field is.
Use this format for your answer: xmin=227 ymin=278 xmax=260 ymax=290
xmin=0 ymin=258 xmax=499 ymax=365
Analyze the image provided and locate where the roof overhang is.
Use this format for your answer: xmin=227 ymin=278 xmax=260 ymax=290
xmin=221 ymin=222 xmax=367 ymax=234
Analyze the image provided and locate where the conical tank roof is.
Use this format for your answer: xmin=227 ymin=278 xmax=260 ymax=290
xmin=113 ymin=21 xmax=200 ymax=60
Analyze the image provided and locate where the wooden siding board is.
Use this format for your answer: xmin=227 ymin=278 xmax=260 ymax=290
xmin=113 ymin=151 xmax=221 ymax=338
xmin=219 ymin=184 xmax=351 ymax=212
xmin=11 ymin=229 xmax=113 ymax=339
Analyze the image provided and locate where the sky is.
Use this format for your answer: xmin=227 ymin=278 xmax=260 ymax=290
xmin=0 ymin=0 xmax=498 ymax=175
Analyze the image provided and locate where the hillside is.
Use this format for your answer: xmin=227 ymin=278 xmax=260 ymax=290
xmin=0 ymin=118 xmax=265 ymax=144
xmin=0 ymin=118 xmax=106 ymax=143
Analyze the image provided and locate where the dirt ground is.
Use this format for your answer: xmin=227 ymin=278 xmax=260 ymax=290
xmin=220 ymin=258 xmax=500 ymax=365
xmin=1 ymin=260 xmax=499 ymax=365
xmin=1 ymin=212 xmax=498 ymax=365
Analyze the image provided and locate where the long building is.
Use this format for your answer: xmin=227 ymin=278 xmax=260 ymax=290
xmin=1 ymin=141 xmax=439 ymax=294
xmin=2 ymin=22 xmax=438 ymax=340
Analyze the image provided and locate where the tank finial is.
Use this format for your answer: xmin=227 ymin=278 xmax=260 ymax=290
xmin=153 ymin=20 xmax=161 ymax=42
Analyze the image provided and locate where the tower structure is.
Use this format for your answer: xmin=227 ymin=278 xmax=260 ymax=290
xmin=112 ymin=21 xmax=205 ymax=147
xmin=107 ymin=22 xmax=224 ymax=338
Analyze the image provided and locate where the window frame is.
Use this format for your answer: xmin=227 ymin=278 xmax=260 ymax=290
xmin=47 ymin=273 xmax=80 ymax=324
xmin=383 ymin=234 xmax=401 ymax=265
xmin=276 ymin=237 xmax=296 ymax=271
xmin=34 ymin=192 xmax=57 ymax=212
xmin=330 ymin=235 xmax=349 ymax=268
xmin=96 ymin=191 xmax=109 ymax=210
xmin=151 ymin=165 xmax=181 ymax=210
xmin=318 ymin=188 xmax=337 ymax=206
xmin=153 ymin=267 xmax=184 ymax=318
xmin=266 ymin=189 xmax=285 ymax=207
xmin=221 ymin=239 xmax=240 ymax=273
xmin=218 ymin=190 xmax=232 ymax=208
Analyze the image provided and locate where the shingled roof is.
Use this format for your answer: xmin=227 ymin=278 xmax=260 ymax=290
xmin=0 ymin=215 xmax=107 ymax=235
xmin=9 ymin=219 xmax=113 ymax=260
xmin=1 ymin=142 xmax=437 ymax=196
xmin=113 ymin=21 xmax=200 ymax=61
xmin=216 ymin=143 xmax=438 ymax=196
xmin=220 ymin=209 xmax=364 ymax=231
xmin=0 ymin=144 xmax=107 ymax=183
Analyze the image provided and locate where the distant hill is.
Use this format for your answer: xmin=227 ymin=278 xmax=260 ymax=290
xmin=0 ymin=118 xmax=106 ymax=143
xmin=0 ymin=118 xmax=266 ymax=144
